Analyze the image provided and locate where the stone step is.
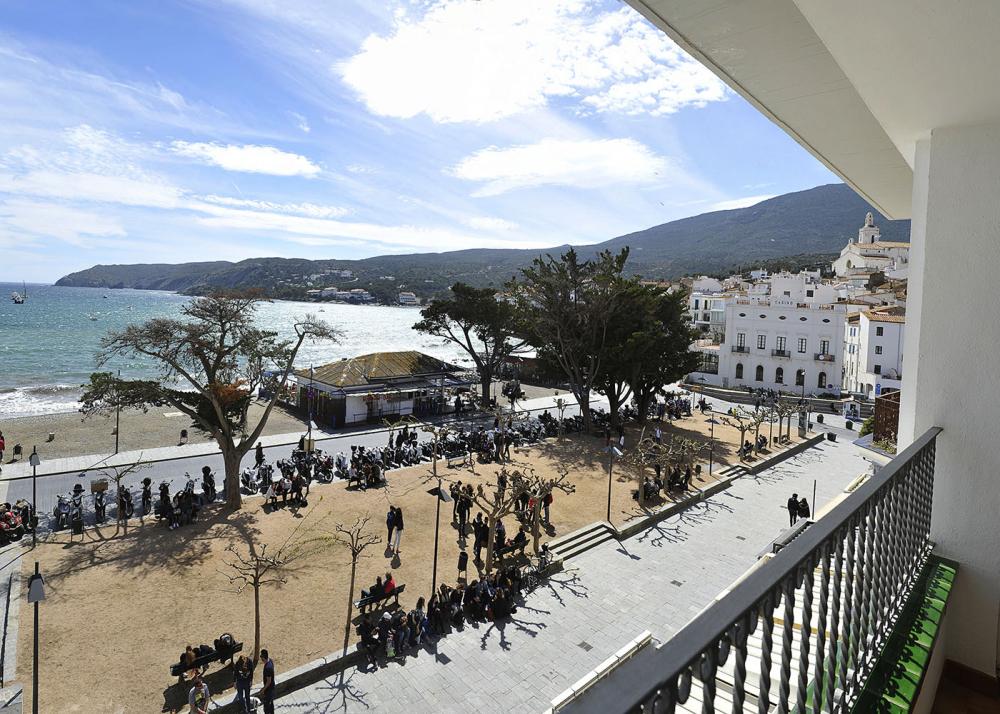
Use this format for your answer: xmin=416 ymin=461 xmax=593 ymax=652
xmin=552 ymin=526 xmax=617 ymax=561
xmin=547 ymin=520 xmax=614 ymax=554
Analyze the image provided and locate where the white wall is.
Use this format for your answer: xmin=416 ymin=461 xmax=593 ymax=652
xmin=899 ymin=124 xmax=1000 ymax=677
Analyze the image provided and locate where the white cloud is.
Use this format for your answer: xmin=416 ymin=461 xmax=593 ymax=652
xmin=198 ymin=194 xmax=349 ymax=218
xmin=339 ymin=0 xmax=726 ymax=123
xmin=0 ymin=199 xmax=126 ymax=245
xmin=170 ymin=141 xmax=321 ymax=177
xmin=708 ymin=194 xmax=776 ymax=212
xmin=450 ymin=138 xmax=668 ymax=196
xmin=464 ymin=216 xmax=520 ymax=232
xmin=288 ymin=111 xmax=311 ymax=133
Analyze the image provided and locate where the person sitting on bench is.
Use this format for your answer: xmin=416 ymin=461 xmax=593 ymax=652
xmin=509 ymin=526 xmax=527 ymax=549
xmin=383 ymin=572 xmax=396 ymax=595
xmin=361 ymin=576 xmax=383 ymax=599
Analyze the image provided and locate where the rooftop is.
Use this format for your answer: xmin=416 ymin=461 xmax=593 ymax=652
xmin=297 ymin=350 xmax=462 ymax=388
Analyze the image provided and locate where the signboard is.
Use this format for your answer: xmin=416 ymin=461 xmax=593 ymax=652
xmin=875 ymin=383 xmax=882 ymax=396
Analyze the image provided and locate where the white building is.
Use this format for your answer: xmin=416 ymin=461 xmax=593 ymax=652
xmin=843 ymin=308 xmax=905 ymax=398
xmin=688 ymin=290 xmax=729 ymax=342
xmin=832 ymin=212 xmax=910 ymax=278
xmin=716 ymin=298 xmax=847 ymax=394
xmin=398 ymin=291 xmax=419 ymax=306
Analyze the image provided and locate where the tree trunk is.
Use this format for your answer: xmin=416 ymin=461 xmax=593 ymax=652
xmin=635 ymin=389 xmax=653 ymax=426
xmin=638 ymin=465 xmax=647 ymax=507
xmin=222 ymin=443 xmax=244 ymax=509
xmin=578 ymin=389 xmax=592 ymax=433
xmin=344 ymin=559 xmax=357 ymax=657
xmin=480 ymin=374 xmax=492 ymax=409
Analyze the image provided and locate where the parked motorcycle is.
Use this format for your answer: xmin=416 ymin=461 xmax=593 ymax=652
xmin=52 ymin=495 xmax=71 ymax=530
xmin=94 ymin=490 xmax=107 ymax=523
xmin=141 ymin=478 xmax=152 ymax=515
xmin=0 ymin=504 xmax=24 ymax=545
xmin=201 ymin=466 xmax=217 ymax=502
xmin=117 ymin=485 xmax=134 ymax=520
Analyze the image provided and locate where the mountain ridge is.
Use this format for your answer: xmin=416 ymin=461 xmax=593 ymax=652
xmin=55 ymin=183 xmax=910 ymax=299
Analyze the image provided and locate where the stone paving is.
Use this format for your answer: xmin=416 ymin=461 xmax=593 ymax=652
xmin=268 ymin=431 xmax=870 ymax=713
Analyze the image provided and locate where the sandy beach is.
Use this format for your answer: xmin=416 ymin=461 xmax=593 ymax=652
xmin=0 ymin=401 xmax=309 ymax=463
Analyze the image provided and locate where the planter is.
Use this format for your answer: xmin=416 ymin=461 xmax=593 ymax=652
xmin=816 ymin=414 xmax=824 ymax=424
xmin=846 ymin=421 xmax=854 ymax=431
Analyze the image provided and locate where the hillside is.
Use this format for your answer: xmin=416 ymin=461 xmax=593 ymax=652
xmin=56 ymin=183 xmax=910 ymax=299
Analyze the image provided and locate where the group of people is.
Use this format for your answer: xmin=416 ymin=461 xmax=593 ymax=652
xmin=638 ymin=464 xmax=696 ymax=502
xmin=356 ymin=564 xmax=526 ymax=667
xmin=655 ymin=395 xmax=693 ymax=422
xmin=786 ymin=493 xmax=812 ymax=527
xmin=385 ymin=506 xmax=405 ymax=554
xmin=182 ymin=648 xmax=276 ymax=714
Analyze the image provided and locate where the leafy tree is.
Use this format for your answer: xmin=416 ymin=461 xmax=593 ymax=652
xmin=80 ymin=292 xmax=337 ymax=508
xmin=510 ymin=248 xmax=629 ymax=433
xmin=414 ymin=283 xmax=526 ymax=407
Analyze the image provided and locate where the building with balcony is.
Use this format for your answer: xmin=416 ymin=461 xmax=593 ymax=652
xmin=843 ymin=308 xmax=906 ymax=398
xmin=556 ymin=1 xmax=1000 ymax=710
xmin=717 ymin=298 xmax=847 ymax=395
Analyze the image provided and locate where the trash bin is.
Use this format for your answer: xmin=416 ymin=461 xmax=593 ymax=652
xmin=827 ymin=432 xmax=837 ymax=442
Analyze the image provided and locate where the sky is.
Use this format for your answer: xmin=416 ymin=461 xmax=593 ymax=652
xmin=0 ymin=0 xmax=837 ymax=283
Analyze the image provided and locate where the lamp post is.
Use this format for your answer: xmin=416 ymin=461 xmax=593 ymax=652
xmin=307 ymin=365 xmax=315 ymax=450
xmin=706 ymin=418 xmax=719 ymax=477
xmin=602 ymin=445 xmax=622 ymax=523
xmin=114 ymin=369 xmax=121 ymax=455
xmin=29 ymin=448 xmax=40 ymax=548
xmin=428 ymin=481 xmax=453 ymax=597
xmin=27 ymin=562 xmax=45 ymax=714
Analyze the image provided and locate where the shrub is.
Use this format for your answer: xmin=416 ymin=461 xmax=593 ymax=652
xmin=859 ymin=415 xmax=875 ymax=436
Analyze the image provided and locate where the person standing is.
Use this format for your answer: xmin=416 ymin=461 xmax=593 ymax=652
xmin=234 ymin=655 xmax=254 ymax=713
xmin=543 ymin=491 xmax=553 ymax=524
xmin=188 ymin=675 xmax=211 ymax=714
xmin=787 ymin=493 xmax=799 ymax=527
xmin=258 ymin=649 xmax=275 ymax=714
xmin=0 ymin=431 xmax=5 ymax=462
xmin=256 ymin=441 xmax=265 ymax=467
xmin=473 ymin=513 xmax=485 ymax=563
xmin=385 ymin=506 xmax=395 ymax=545
xmin=392 ymin=507 xmax=404 ymax=554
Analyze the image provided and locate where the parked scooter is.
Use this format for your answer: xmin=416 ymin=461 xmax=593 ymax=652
xmin=141 ymin=478 xmax=152 ymax=516
xmin=70 ymin=484 xmax=86 ymax=532
xmin=94 ymin=489 xmax=107 ymax=523
xmin=117 ymin=484 xmax=134 ymax=520
xmin=52 ymin=495 xmax=71 ymax=530
xmin=0 ymin=504 xmax=24 ymax=545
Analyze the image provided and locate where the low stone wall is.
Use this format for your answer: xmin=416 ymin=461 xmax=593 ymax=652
xmin=746 ymin=433 xmax=826 ymax=475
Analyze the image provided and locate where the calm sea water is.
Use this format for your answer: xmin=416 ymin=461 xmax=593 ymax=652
xmin=0 ymin=283 xmax=473 ymax=417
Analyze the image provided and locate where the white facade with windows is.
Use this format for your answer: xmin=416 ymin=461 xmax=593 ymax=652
xmin=842 ymin=310 xmax=905 ymax=398
xmin=832 ymin=212 xmax=910 ymax=278
xmin=718 ymin=299 xmax=847 ymax=394
xmin=687 ymin=291 xmax=729 ymax=342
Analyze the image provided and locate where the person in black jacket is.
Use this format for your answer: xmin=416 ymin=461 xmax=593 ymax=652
xmin=392 ymin=507 xmax=404 ymax=554
xmin=787 ymin=494 xmax=799 ymax=527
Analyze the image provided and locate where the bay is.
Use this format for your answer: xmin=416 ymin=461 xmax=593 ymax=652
xmin=0 ymin=283 xmax=474 ymax=417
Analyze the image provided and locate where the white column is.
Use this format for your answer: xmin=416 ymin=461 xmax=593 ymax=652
xmin=899 ymin=123 xmax=1000 ymax=677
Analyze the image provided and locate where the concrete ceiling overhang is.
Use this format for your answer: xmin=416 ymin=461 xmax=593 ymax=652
xmin=626 ymin=0 xmax=914 ymax=219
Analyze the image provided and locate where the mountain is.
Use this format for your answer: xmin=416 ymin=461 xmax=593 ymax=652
xmin=56 ymin=183 xmax=910 ymax=299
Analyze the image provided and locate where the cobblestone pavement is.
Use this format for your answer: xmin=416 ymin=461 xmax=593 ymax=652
xmin=269 ymin=434 xmax=869 ymax=713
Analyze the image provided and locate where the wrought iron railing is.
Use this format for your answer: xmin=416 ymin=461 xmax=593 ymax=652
xmin=615 ymin=426 xmax=940 ymax=713
xmin=732 ymin=345 xmax=750 ymax=353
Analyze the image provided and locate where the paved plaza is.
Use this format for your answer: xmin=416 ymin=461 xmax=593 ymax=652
xmin=270 ymin=432 xmax=870 ymax=713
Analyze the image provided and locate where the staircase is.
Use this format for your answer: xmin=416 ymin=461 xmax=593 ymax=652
xmin=548 ymin=521 xmax=617 ymax=561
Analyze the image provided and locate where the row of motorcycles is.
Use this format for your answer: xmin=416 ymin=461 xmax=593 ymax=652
xmin=0 ymin=500 xmax=35 ymax=545
xmin=240 ymin=449 xmax=335 ymax=497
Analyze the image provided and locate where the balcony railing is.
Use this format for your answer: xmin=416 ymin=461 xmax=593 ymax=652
xmin=731 ymin=345 xmax=750 ymax=353
xmin=604 ymin=426 xmax=940 ymax=714
xmin=771 ymin=349 xmax=790 ymax=358
xmin=815 ymin=353 xmax=836 ymax=362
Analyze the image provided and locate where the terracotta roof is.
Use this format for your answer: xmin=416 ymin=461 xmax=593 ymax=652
xmin=869 ymin=241 xmax=910 ymax=248
xmin=297 ymin=350 xmax=462 ymax=388
xmin=864 ymin=312 xmax=906 ymax=324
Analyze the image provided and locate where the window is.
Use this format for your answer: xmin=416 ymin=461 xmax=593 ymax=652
xmin=820 ymin=339 xmax=830 ymax=355
xmin=776 ymin=336 xmax=786 ymax=351
xmin=876 ymin=326 xmax=884 ymax=336
xmin=694 ymin=299 xmax=700 ymax=310
xmin=736 ymin=333 xmax=746 ymax=348
xmin=806 ymin=289 xmax=814 ymax=297
xmin=874 ymin=364 xmax=882 ymax=375
xmin=797 ymin=338 xmax=807 ymax=353
xmin=755 ymin=365 xmax=764 ymax=382
xmin=735 ymin=363 xmax=744 ymax=379
xmin=757 ymin=334 xmax=766 ymax=350
xmin=795 ymin=369 xmax=805 ymax=386
xmin=818 ymin=372 xmax=827 ymax=389
xmin=775 ymin=367 xmax=784 ymax=384
xmin=875 ymin=346 xmax=883 ymax=355
xmin=783 ymin=290 xmax=791 ymax=297
xmin=851 ymin=327 xmax=857 ymax=336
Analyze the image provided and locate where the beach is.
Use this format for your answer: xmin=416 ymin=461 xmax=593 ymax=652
xmin=0 ymin=400 xmax=309 ymax=463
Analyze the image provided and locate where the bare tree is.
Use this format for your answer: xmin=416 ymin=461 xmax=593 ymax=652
xmin=554 ymin=397 xmax=569 ymax=439
xmin=419 ymin=421 xmax=454 ymax=477
xmin=219 ymin=505 xmax=328 ymax=664
xmin=512 ymin=467 xmax=575 ymax=555
xmin=97 ymin=457 xmax=149 ymax=535
xmin=330 ymin=516 xmax=381 ymax=656
xmin=471 ymin=467 xmax=525 ymax=573
xmin=623 ymin=432 xmax=670 ymax=507
xmin=81 ymin=292 xmax=339 ymax=509
xmin=774 ymin=400 xmax=799 ymax=442
xmin=719 ymin=407 xmax=767 ymax=461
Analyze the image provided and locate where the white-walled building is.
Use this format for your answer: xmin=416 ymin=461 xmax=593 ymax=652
xmin=688 ymin=290 xmax=730 ymax=342
xmin=843 ymin=309 xmax=905 ymax=398
xmin=832 ymin=212 xmax=910 ymax=278
xmin=717 ymin=299 xmax=847 ymax=394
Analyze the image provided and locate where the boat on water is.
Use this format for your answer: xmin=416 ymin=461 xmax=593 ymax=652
xmin=10 ymin=281 xmax=26 ymax=304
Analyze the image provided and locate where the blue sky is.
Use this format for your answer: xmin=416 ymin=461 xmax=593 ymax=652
xmin=0 ymin=0 xmax=837 ymax=282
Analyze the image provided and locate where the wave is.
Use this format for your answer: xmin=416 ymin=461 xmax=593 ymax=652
xmin=0 ymin=384 xmax=83 ymax=418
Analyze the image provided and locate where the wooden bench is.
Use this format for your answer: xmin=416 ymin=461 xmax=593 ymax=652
xmin=354 ymin=583 xmax=406 ymax=614
xmin=446 ymin=452 xmax=469 ymax=468
xmin=169 ymin=640 xmax=243 ymax=683
xmin=495 ymin=540 xmax=527 ymax=562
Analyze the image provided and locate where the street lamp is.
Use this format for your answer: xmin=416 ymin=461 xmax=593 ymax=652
xmin=114 ymin=368 xmax=121 ymax=455
xmin=29 ymin=448 xmax=40 ymax=548
xmin=705 ymin=418 xmax=719 ymax=477
xmin=27 ymin=562 xmax=45 ymax=714
xmin=307 ymin=365 xmax=315 ymax=450
xmin=602 ymin=445 xmax=623 ymax=523
xmin=427 ymin=482 xmax=453 ymax=597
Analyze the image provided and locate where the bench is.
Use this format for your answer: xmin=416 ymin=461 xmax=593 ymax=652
xmin=169 ymin=640 xmax=243 ymax=683
xmin=495 ymin=540 xmax=528 ymax=562
xmin=446 ymin=452 xmax=469 ymax=468
xmin=354 ymin=583 xmax=405 ymax=614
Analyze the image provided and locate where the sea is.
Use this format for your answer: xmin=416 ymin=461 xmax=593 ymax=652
xmin=0 ymin=283 xmax=475 ymax=418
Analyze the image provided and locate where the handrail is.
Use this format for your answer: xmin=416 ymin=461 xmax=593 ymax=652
xmin=607 ymin=426 xmax=941 ymax=713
